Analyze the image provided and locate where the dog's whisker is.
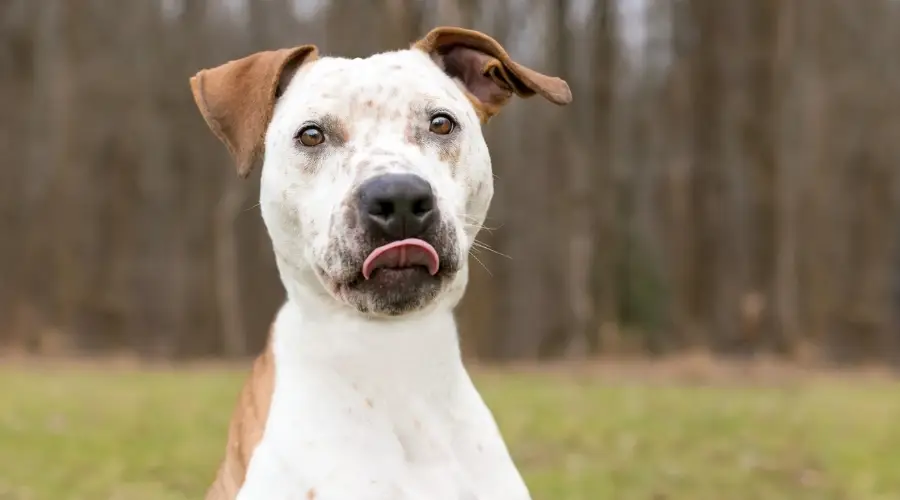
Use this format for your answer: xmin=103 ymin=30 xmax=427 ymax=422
xmin=461 ymin=214 xmax=501 ymax=225
xmin=243 ymin=203 xmax=261 ymax=212
xmin=460 ymin=216 xmax=501 ymax=233
xmin=469 ymin=251 xmax=493 ymax=277
xmin=472 ymin=240 xmax=511 ymax=260
xmin=464 ymin=223 xmax=493 ymax=234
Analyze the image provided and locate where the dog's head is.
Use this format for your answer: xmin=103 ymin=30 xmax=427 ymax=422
xmin=190 ymin=27 xmax=571 ymax=317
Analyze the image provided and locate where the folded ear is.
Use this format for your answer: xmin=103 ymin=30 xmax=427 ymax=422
xmin=190 ymin=45 xmax=319 ymax=177
xmin=414 ymin=27 xmax=572 ymax=122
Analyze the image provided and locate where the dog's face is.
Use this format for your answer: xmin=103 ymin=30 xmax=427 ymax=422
xmin=261 ymin=50 xmax=492 ymax=315
xmin=191 ymin=28 xmax=571 ymax=317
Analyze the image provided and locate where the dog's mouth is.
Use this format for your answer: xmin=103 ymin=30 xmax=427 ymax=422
xmin=361 ymin=238 xmax=440 ymax=280
xmin=321 ymin=232 xmax=459 ymax=315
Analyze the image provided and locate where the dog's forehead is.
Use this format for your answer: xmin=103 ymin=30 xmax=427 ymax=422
xmin=285 ymin=50 xmax=469 ymax=116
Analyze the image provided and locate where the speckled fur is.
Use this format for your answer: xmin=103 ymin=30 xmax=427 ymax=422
xmin=260 ymin=49 xmax=493 ymax=317
xmin=193 ymin=29 xmax=574 ymax=500
xmin=236 ymin=48 xmax=520 ymax=500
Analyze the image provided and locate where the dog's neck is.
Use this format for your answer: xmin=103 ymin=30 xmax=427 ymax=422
xmin=272 ymin=258 xmax=464 ymax=385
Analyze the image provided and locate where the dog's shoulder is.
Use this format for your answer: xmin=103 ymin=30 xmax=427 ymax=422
xmin=205 ymin=333 xmax=276 ymax=500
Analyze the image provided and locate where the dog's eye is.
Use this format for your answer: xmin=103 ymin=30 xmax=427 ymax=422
xmin=429 ymin=114 xmax=455 ymax=135
xmin=296 ymin=126 xmax=325 ymax=147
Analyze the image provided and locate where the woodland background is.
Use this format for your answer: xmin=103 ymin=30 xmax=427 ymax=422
xmin=2 ymin=0 xmax=900 ymax=363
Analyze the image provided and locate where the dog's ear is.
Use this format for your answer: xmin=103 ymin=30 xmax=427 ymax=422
xmin=190 ymin=46 xmax=319 ymax=178
xmin=414 ymin=27 xmax=572 ymax=121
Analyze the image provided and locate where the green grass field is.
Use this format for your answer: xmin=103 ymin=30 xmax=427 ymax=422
xmin=1 ymin=361 xmax=900 ymax=499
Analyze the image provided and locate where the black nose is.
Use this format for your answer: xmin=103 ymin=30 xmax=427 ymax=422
xmin=357 ymin=173 xmax=437 ymax=240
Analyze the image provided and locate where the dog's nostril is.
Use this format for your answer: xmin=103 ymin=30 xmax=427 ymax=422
xmin=370 ymin=200 xmax=394 ymax=218
xmin=411 ymin=197 xmax=433 ymax=217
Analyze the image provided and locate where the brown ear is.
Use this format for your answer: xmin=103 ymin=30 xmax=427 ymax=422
xmin=190 ymin=45 xmax=319 ymax=177
xmin=414 ymin=27 xmax=572 ymax=121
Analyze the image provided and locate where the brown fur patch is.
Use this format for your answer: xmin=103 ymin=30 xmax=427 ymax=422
xmin=190 ymin=46 xmax=319 ymax=178
xmin=404 ymin=121 xmax=417 ymax=145
xmin=204 ymin=333 xmax=276 ymax=499
xmin=438 ymin=142 xmax=462 ymax=175
xmin=413 ymin=27 xmax=572 ymax=105
xmin=412 ymin=27 xmax=571 ymax=122
xmin=463 ymin=92 xmax=498 ymax=123
xmin=321 ymin=114 xmax=351 ymax=144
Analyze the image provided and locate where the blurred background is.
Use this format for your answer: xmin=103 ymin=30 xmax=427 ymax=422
xmin=3 ymin=0 xmax=900 ymax=363
xmin=3 ymin=1 xmax=900 ymax=499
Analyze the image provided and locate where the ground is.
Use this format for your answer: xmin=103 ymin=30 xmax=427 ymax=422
xmin=1 ymin=357 xmax=900 ymax=500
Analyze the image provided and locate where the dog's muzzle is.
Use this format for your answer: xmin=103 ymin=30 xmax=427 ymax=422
xmin=357 ymin=173 xmax=441 ymax=278
xmin=327 ymin=173 xmax=460 ymax=315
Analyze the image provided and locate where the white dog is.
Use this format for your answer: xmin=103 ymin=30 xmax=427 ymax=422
xmin=190 ymin=26 xmax=571 ymax=500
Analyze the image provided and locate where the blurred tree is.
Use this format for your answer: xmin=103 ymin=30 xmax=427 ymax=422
xmin=1 ymin=0 xmax=899 ymax=363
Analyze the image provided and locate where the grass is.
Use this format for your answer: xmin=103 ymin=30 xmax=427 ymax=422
xmin=1 ymin=361 xmax=900 ymax=499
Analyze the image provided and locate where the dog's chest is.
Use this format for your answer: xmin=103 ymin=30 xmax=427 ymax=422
xmin=235 ymin=314 xmax=531 ymax=500
xmin=238 ymin=371 xmax=521 ymax=500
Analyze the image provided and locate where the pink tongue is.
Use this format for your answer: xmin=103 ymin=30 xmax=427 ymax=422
xmin=362 ymin=239 xmax=440 ymax=280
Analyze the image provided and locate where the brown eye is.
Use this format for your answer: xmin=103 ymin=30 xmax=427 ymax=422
xmin=429 ymin=114 xmax=455 ymax=135
xmin=297 ymin=126 xmax=324 ymax=147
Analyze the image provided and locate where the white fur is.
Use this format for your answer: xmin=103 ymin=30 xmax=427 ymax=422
xmin=236 ymin=48 xmax=528 ymax=499
xmin=237 ymin=301 xmax=530 ymax=500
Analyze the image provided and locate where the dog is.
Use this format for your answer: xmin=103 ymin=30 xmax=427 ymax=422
xmin=190 ymin=26 xmax=571 ymax=500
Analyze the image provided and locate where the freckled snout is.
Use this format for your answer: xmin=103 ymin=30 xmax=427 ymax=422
xmin=357 ymin=173 xmax=438 ymax=241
